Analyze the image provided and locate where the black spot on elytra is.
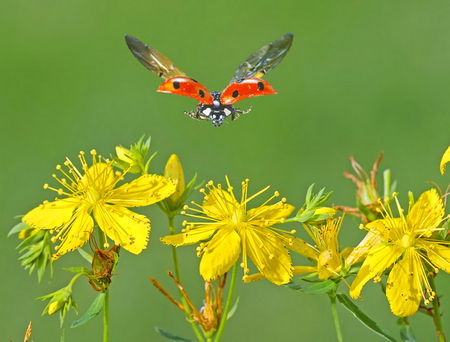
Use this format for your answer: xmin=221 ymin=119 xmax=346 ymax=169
xmin=232 ymin=90 xmax=239 ymax=98
xmin=173 ymin=81 xmax=180 ymax=89
xmin=199 ymin=89 xmax=205 ymax=98
xmin=190 ymin=78 xmax=198 ymax=83
xmin=258 ymin=82 xmax=264 ymax=91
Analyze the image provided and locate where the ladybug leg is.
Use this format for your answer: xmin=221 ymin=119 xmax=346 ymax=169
xmin=184 ymin=109 xmax=201 ymax=120
xmin=232 ymin=106 xmax=253 ymax=121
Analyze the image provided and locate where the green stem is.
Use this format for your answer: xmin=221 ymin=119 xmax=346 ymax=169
xmin=103 ymin=289 xmax=109 ymax=342
xmin=328 ymin=291 xmax=343 ymax=342
xmin=429 ymin=275 xmax=446 ymax=342
xmin=95 ymin=227 xmax=109 ymax=342
xmin=168 ymin=215 xmax=205 ymax=342
xmin=214 ymin=262 xmax=238 ymax=342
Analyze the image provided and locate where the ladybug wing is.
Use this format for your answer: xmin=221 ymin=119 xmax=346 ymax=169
xmin=220 ymin=77 xmax=276 ymax=105
xmin=230 ymin=33 xmax=293 ymax=83
xmin=158 ymin=77 xmax=214 ymax=104
xmin=125 ymin=35 xmax=187 ymax=80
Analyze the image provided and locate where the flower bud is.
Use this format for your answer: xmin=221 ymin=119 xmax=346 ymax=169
xmin=164 ymin=154 xmax=185 ymax=203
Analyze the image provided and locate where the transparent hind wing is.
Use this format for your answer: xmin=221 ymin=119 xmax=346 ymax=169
xmin=230 ymin=33 xmax=293 ymax=83
xmin=125 ymin=34 xmax=187 ymax=80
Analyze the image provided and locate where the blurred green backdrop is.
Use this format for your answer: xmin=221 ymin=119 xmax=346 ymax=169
xmin=2 ymin=1 xmax=450 ymax=341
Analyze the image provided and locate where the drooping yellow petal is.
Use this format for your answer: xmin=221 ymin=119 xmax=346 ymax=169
xmin=23 ymin=198 xmax=81 ymax=230
xmin=109 ymin=174 xmax=176 ymax=207
xmin=407 ymin=189 xmax=444 ymax=237
xmin=440 ymin=146 xmax=450 ymax=175
xmin=345 ymin=221 xmax=383 ymax=266
xmin=199 ymin=227 xmax=241 ymax=281
xmin=244 ymin=227 xmax=292 ymax=285
xmin=246 ymin=203 xmax=295 ymax=223
xmin=292 ymin=266 xmax=318 ymax=275
xmin=288 ymin=236 xmax=318 ymax=260
xmin=424 ymin=242 xmax=450 ymax=273
xmin=350 ymin=244 xmax=403 ymax=299
xmin=52 ymin=206 xmax=94 ymax=259
xmin=386 ymin=253 xmax=421 ymax=317
xmin=94 ymin=204 xmax=149 ymax=254
xmin=161 ymin=224 xmax=222 ymax=247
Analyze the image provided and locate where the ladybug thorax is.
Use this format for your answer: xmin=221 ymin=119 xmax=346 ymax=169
xmin=198 ymin=92 xmax=234 ymax=127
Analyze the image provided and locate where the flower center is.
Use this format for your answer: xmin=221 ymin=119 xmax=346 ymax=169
xmin=400 ymin=232 xmax=415 ymax=248
xmin=85 ymin=186 xmax=102 ymax=205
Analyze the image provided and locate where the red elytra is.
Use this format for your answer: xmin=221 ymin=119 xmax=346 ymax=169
xmin=157 ymin=77 xmax=214 ymax=104
xmin=158 ymin=77 xmax=276 ymax=106
xmin=220 ymin=78 xmax=277 ymax=105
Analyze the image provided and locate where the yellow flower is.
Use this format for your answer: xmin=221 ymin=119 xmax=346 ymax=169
xmin=23 ymin=150 xmax=175 ymax=260
xmin=440 ymin=145 xmax=450 ymax=175
xmin=288 ymin=217 xmax=351 ymax=280
xmin=349 ymin=189 xmax=450 ymax=317
xmin=161 ymin=177 xmax=295 ymax=285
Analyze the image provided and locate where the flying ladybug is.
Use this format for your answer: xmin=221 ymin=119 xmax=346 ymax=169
xmin=125 ymin=33 xmax=293 ymax=127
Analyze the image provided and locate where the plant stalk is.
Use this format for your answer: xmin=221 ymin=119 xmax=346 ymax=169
xmin=214 ymin=262 xmax=238 ymax=342
xmin=329 ymin=291 xmax=343 ymax=342
xmin=429 ymin=275 xmax=446 ymax=342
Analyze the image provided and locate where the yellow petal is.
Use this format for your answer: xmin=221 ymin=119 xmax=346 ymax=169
xmin=109 ymin=174 xmax=175 ymax=207
xmin=317 ymin=249 xmax=340 ymax=280
xmin=345 ymin=221 xmax=383 ymax=266
xmin=407 ymin=189 xmax=444 ymax=236
xmin=23 ymin=198 xmax=80 ymax=230
xmin=246 ymin=203 xmax=295 ymax=223
xmin=199 ymin=227 xmax=241 ymax=281
xmin=350 ymin=244 xmax=403 ymax=299
xmin=94 ymin=204 xmax=149 ymax=254
xmin=161 ymin=224 xmax=221 ymax=246
xmin=202 ymin=188 xmax=238 ymax=220
xmin=52 ymin=206 xmax=94 ymax=259
xmin=292 ymin=266 xmax=317 ymax=275
xmin=288 ymin=236 xmax=318 ymax=260
xmin=245 ymin=227 xmax=292 ymax=285
xmin=440 ymin=146 xmax=450 ymax=175
xmin=425 ymin=242 xmax=450 ymax=273
xmin=82 ymin=163 xmax=116 ymax=192
xmin=386 ymin=254 xmax=421 ymax=317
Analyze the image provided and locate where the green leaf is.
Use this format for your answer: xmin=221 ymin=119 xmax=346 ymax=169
xmin=8 ymin=221 xmax=29 ymax=237
xmin=227 ymin=296 xmax=240 ymax=320
xmin=63 ymin=267 xmax=92 ymax=274
xmin=285 ymin=280 xmax=338 ymax=295
xmin=336 ymin=293 xmax=397 ymax=342
xmin=399 ymin=324 xmax=417 ymax=342
xmin=71 ymin=292 xmax=105 ymax=328
xmin=77 ymin=248 xmax=93 ymax=264
xmin=155 ymin=327 xmax=196 ymax=342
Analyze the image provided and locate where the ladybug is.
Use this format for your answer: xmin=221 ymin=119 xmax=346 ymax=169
xmin=125 ymin=33 xmax=293 ymax=127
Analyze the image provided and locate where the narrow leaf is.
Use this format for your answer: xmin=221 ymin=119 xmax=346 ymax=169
xmin=399 ymin=324 xmax=417 ymax=342
xmin=77 ymin=248 xmax=93 ymax=264
xmin=70 ymin=292 xmax=105 ymax=328
xmin=227 ymin=296 xmax=240 ymax=320
xmin=285 ymin=280 xmax=338 ymax=295
xmin=155 ymin=327 xmax=195 ymax=342
xmin=8 ymin=221 xmax=29 ymax=237
xmin=63 ymin=267 xmax=92 ymax=274
xmin=337 ymin=293 xmax=397 ymax=342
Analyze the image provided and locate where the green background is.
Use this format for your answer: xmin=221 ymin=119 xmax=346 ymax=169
xmin=2 ymin=1 xmax=450 ymax=341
